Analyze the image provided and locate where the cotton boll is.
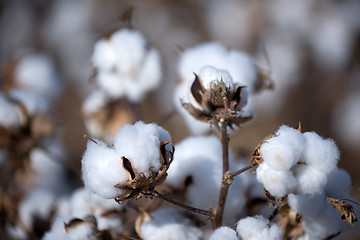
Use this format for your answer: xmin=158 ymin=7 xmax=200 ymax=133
xmin=43 ymin=217 xmax=69 ymax=240
xmin=92 ymin=39 xmax=118 ymax=72
xmin=236 ymin=215 xmax=282 ymax=240
xmin=29 ymin=148 xmax=67 ymax=192
xmin=256 ymin=162 xmax=297 ymax=198
xmin=113 ymin=121 xmax=167 ymax=175
xmin=10 ymin=89 xmax=49 ymax=115
xmin=208 ymin=227 xmax=238 ymax=240
xmin=324 ymin=168 xmax=352 ymax=198
xmin=97 ymin=71 xmax=127 ymax=99
xmin=0 ymin=93 xmax=20 ymax=128
xmin=294 ymin=164 xmax=328 ymax=195
xmin=81 ymin=140 xmax=128 ymax=199
xmin=14 ymin=54 xmax=60 ymax=101
xmin=198 ymin=65 xmax=234 ymax=91
xmin=302 ymin=132 xmax=339 ymax=175
xmin=287 ymin=193 xmax=327 ymax=218
xmin=82 ymin=89 xmax=107 ymax=115
xmin=67 ymin=224 xmax=97 ymax=240
xmin=260 ymin=138 xmax=298 ymax=171
xmin=69 ymin=188 xmax=92 ymax=219
xmin=166 ymin=136 xmax=222 ymax=209
xmin=140 ymin=208 xmax=202 ymax=240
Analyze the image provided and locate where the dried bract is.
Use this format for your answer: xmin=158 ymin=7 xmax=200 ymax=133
xmin=327 ymin=197 xmax=358 ymax=226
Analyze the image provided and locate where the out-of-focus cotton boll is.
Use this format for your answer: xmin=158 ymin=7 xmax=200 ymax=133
xmin=81 ymin=139 xmax=128 ymax=199
xmin=332 ymin=92 xmax=360 ymax=150
xmin=69 ymin=188 xmax=92 ymax=219
xmin=310 ymin=13 xmax=352 ymax=71
xmin=294 ymin=165 xmax=327 ymax=195
xmin=236 ymin=215 xmax=282 ymax=240
xmin=288 ymin=193 xmax=326 ymax=218
xmin=42 ymin=217 xmax=69 ymax=240
xmin=67 ymin=224 xmax=97 ymax=240
xmin=198 ymin=65 xmax=234 ymax=91
xmin=166 ymin=136 xmax=222 ymax=209
xmin=9 ymin=89 xmax=49 ymax=115
xmin=208 ymin=226 xmax=238 ymax=240
xmin=29 ymin=148 xmax=67 ymax=193
xmin=302 ymin=132 xmax=339 ymax=175
xmin=92 ymin=29 xmax=162 ymax=103
xmin=14 ymin=54 xmax=60 ymax=101
xmin=256 ymin=162 xmax=297 ymax=198
xmin=0 ymin=93 xmax=20 ymax=128
xmin=140 ymin=208 xmax=202 ymax=240
xmin=324 ymin=168 xmax=352 ymax=198
xmin=7 ymin=189 xmax=56 ymax=238
xmin=113 ymin=121 xmax=166 ymax=175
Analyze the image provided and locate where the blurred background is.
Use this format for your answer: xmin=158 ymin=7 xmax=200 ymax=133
xmin=1 ymin=0 xmax=359 ymax=234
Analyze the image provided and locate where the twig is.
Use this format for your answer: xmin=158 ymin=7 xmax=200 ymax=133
xmin=213 ymin=119 xmax=232 ymax=228
xmin=146 ymin=189 xmax=213 ymax=217
xmin=230 ymin=162 xmax=257 ymax=178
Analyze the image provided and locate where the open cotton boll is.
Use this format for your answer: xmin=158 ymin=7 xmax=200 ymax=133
xmin=302 ymin=131 xmax=339 ymax=175
xmin=0 ymin=93 xmax=20 ymax=127
xmin=18 ymin=189 xmax=55 ymax=231
xmin=166 ymin=136 xmax=222 ymax=208
xmin=324 ymin=168 xmax=352 ymax=198
xmin=294 ymin=164 xmax=327 ymax=195
xmin=236 ymin=215 xmax=282 ymax=240
xmin=256 ymin=162 xmax=297 ymax=198
xmin=10 ymin=89 xmax=49 ymax=115
xmin=198 ymin=65 xmax=234 ymax=90
xmin=14 ymin=54 xmax=60 ymax=101
xmin=30 ymin=148 xmax=67 ymax=192
xmin=287 ymin=193 xmax=327 ymax=218
xmin=208 ymin=227 xmax=238 ymax=240
xmin=93 ymin=29 xmax=162 ymax=103
xmin=260 ymin=138 xmax=299 ymax=171
xmin=43 ymin=217 xmax=69 ymax=240
xmin=81 ymin=139 xmax=128 ymax=199
xmin=113 ymin=121 xmax=167 ymax=175
xmin=140 ymin=208 xmax=202 ymax=240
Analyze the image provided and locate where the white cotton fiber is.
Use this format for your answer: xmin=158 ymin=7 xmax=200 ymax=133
xmin=236 ymin=215 xmax=282 ymax=240
xmin=67 ymin=224 xmax=97 ymax=240
xmin=82 ymin=89 xmax=107 ymax=114
xmin=166 ymin=136 xmax=222 ymax=209
xmin=0 ymin=93 xmax=20 ymax=127
xmin=256 ymin=162 xmax=297 ymax=198
xmin=81 ymin=139 xmax=128 ymax=199
xmin=10 ymin=89 xmax=49 ymax=115
xmin=294 ymin=164 xmax=327 ymax=195
xmin=141 ymin=208 xmax=202 ymax=240
xmin=14 ymin=53 xmax=60 ymax=101
xmin=324 ymin=168 xmax=352 ymax=197
xmin=302 ymin=131 xmax=339 ymax=175
xmin=113 ymin=121 xmax=167 ymax=175
xmin=69 ymin=188 xmax=92 ymax=218
xmin=42 ymin=217 xmax=68 ymax=240
xmin=92 ymin=39 xmax=118 ymax=72
xmin=92 ymin=29 xmax=162 ymax=102
xmin=275 ymin=125 xmax=305 ymax=150
xmin=287 ymin=193 xmax=327 ymax=218
xmin=198 ymin=65 xmax=234 ymax=91
xmin=260 ymin=138 xmax=298 ymax=171
xmin=208 ymin=227 xmax=238 ymax=240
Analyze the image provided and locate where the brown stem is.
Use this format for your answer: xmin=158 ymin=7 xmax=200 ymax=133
xmin=147 ymin=189 xmax=213 ymax=217
xmin=213 ymin=120 xmax=232 ymax=228
xmin=230 ymin=162 xmax=257 ymax=178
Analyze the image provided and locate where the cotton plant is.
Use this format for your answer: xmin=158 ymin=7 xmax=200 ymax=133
xmin=174 ymin=42 xmax=272 ymax=135
xmin=83 ymin=28 xmax=163 ymax=142
xmin=0 ymin=53 xmax=70 ymax=238
xmin=250 ymin=124 xmax=359 ymax=239
xmin=81 ymin=121 xmax=174 ymax=201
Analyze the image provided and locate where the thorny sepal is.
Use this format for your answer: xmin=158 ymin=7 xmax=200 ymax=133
xmin=327 ymin=197 xmax=358 ymax=226
xmin=114 ymin=142 xmax=175 ymax=203
xmin=182 ymin=74 xmax=252 ymax=127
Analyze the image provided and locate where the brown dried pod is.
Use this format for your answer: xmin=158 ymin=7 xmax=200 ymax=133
xmin=182 ymin=74 xmax=252 ymax=127
xmin=114 ymin=142 xmax=175 ymax=203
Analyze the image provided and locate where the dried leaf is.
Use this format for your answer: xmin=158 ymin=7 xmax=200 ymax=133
xmin=327 ymin=197 xmax=358 ymax=226
xmin=190 ymin=73 xmax=205 ymax=105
